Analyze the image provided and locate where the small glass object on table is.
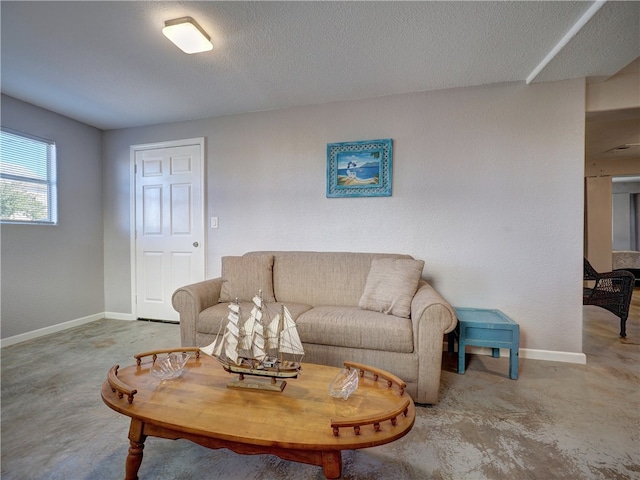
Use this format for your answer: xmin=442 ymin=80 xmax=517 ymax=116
xmin=150 ymin=352 xmax=191 ymax=380
xmin=329 ymin=367 xmax=359 ymax=400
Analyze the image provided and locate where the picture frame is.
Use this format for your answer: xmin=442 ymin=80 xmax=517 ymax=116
xmin=326 ymin=139 xmax=392 ymax=198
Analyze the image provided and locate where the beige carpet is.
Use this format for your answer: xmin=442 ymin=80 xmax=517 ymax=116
xmin=1 ymin=297 xmax=638 ymax=479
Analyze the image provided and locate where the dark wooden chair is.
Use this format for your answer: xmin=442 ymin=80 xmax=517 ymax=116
xmin=583 ymin=257 xmax=635 ymax=337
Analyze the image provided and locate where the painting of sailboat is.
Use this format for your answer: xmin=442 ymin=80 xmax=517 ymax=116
xmin=326 ymin=138 xmax=392 ymax=198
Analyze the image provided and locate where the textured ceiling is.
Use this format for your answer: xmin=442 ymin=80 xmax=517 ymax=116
xmin=1 ymin=1 xmax=639 ymax=130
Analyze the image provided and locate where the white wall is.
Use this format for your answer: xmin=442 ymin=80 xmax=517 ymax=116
xmin=1 ymin=95 xmax=104 ymax=339
xmin=104 ymin=79 xmax=586 ymax=354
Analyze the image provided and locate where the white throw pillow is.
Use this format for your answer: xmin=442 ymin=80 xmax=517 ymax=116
xmin=359 ymin=258 xmax=424 ymax=318
xmin=219 ymin=254 xmax=276 ymax=303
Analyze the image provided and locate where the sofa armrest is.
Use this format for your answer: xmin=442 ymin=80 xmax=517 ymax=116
xmin=172 ymin=278 xmax=222 ymax=346
xmin=411 ymin=280 xmax=457 ymax=334
xmin=410 ymin=279 xmax=457 ymax=404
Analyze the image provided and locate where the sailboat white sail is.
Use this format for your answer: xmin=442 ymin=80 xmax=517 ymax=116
xmin=266 ymin=313 xmax=281 ymax=351
xmin=252 ymin=321 xmax=267 ymax=361
xmin=278 ymin=305 xmax=305 ymax=358
xmin=201 ymin=300 xmax=241 ymax=365
xmin=239 ymin=317 xmax=254 ymax=355
xmin=249 ymin=294 xmax=267 ymax=361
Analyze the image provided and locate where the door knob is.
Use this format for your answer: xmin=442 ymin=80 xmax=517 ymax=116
xmin=193 ymin=242 xmax=199 ymax=248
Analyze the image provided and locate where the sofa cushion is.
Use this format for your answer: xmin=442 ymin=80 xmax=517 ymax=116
xmin=219 ymin=254 xmax=275 ymax=303
xmin=359 ymin=258 xmax=424 ymax=318
xmin=296 ymin=306 xmax=414 ymax=353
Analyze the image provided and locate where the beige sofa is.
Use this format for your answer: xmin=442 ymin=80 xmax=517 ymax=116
xmin=172 ymin=251 xmax=457 ymax=404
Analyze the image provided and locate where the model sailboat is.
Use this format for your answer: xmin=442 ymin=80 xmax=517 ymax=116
xmin=200 ymin=291 xmax=305 ymax=391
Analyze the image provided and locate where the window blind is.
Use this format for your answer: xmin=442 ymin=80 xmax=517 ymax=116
xmin=0 ymin=128 xmax=57 ymax=224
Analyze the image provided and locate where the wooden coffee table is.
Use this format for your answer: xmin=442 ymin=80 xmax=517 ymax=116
xmin=102 ymin=348 xmax=415 ymax=479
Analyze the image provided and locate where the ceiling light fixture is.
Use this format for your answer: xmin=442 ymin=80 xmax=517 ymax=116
xmin=162 ymin=17 xmax=213 ymax=54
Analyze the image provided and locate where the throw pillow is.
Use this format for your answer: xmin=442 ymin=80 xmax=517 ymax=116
xmin=219 ymin=254 xmax=276 ymax=303
xmin=359 ymin=258 xmax=425 ymax=318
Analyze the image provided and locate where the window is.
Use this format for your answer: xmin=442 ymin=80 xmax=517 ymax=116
xmin=0 ymin=128 xmax=57 ymax=224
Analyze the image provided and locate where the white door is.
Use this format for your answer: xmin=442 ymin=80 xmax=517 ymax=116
xmin=134 ymin=141 xmax=205 ymax=321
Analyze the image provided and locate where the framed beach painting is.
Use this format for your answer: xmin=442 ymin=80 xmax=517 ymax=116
xmin=326 ymin=139 xmax=392 ymax=198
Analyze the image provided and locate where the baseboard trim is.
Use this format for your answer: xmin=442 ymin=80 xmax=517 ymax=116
xmin=1 ymin=313 xmax=104 ymax=348
xmin=519 ymin=348 xmax=586 ymax=364
xmin=1 ymin=312 xmax=140 ymax=347
xmin=466 ymin=346 xmax=586 ymax=365
xmin=104 ymin=312 xmax=137 ymax=321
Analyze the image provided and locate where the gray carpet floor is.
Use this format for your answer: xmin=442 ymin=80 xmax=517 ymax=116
xmin=1 ymin=299 xmax=638 ymax=479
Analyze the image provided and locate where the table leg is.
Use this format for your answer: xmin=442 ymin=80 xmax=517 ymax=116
xmin=321 ymin=451 xmax=342 ymax=479
xmin=509 ymin=348 xmax=519 ymax=380
xmin=125 ymin=440 xmax=145 ymax=480
xmin=126 ymin=418 xmax=147 ymax=480
xmin=457 ymin=338 xmax=466 ymax=374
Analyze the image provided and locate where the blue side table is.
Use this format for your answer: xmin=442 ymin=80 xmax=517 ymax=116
xmin=448 ymin=308 xmax=520 ymax=380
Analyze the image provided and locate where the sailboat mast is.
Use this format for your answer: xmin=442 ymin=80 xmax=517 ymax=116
xmin=278 ymin=304 xmax=285 ymax=362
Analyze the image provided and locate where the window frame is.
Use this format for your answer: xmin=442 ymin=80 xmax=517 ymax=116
xmin=0 ymin=127 xmax=58 ymax=225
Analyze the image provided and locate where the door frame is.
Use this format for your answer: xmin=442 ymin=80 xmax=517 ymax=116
xmin=129 ymin=137 xmax=206 ymax=319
